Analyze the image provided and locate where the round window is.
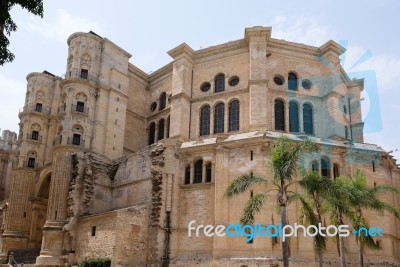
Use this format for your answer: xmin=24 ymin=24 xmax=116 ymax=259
xmin=200 ymin=82 xmax=211 ymax=92
xmin=302 ymin=79 xmax=312 ymax=89
xmin=274 ymin=75 xmax=284 ymax=85
xmin=229 ymin=76 xmax=240 ymax=86
xmin=150 ymin=102 xmax=157 ymax=112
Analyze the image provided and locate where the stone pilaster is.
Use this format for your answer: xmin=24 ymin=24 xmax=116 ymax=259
xmin=245 ymin=27 xmax=271 ymax=131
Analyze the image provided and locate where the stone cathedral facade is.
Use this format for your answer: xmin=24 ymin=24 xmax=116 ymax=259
xmin=0 ymin=27 xmax=399 ymax=267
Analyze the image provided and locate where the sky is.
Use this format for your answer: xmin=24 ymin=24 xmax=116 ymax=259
xmin=1 ymin=0 xmax=399 ymax=160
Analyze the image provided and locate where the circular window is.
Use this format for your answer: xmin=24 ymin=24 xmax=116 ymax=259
xmin=229 ymin=76 xmax=240 ymax=86
xmin=200 ymin=82 xmax=211 ymax=92
xmin=274 ymin=75 xmax=284 ymax=85
xmin=150 ymin=102 xmax=157 ymax=112
xmin=302 ymin=79 xmax=312 ymax=89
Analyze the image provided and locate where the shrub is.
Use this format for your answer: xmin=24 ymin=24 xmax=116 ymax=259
xmin=79 ymin=257 xmax=111 ymax=267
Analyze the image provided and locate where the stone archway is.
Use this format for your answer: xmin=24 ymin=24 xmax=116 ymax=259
xmin=29 ymin=174 xmax=51 ymax=249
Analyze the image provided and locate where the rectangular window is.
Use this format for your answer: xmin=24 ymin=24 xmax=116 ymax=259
xmin=32 ymin=130 xmax=39 ymax=140
xmin=250 ymin=150 xmax=253 ymax=161
xmin=27 ymin=157 xmax=35 ymax=168
xmin=35 ymin=103 xmax=43 ymax=112
xmin=80 ymin=69 xmax=88 ymax=79
xmin=72 ymin=134 xmax=81 ymax=145
xmin=92 ymin=226 xmax=96 ymax=236
xmin=76 ymin=101 xmax=85 ymax=112
xmin=372 ymin=161 xmax=376 ymax=172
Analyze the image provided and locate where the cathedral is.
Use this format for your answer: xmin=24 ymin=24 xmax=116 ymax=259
xmin=0 ymin=26 xmax=399 ymax=267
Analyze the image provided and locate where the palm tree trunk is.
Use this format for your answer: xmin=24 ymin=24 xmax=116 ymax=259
xmin=281 ymin=206 xmax=289 ymax=267
xmin=337 ymin=210 xmax=346 ymax=267
xmin=318 ymin=252 xmax=323 ymax=267
xmin=339 ymin=236 xmax=346 ymax=267
xmin=357 ymin=208 xmax=364 ymax=267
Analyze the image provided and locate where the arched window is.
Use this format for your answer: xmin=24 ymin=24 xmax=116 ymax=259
xmin=27 ymin=151 xmax=37 ymax=168
xmin=200 ymin=105 xmax=210 ymax=136
xmin=194 ymin=160 xmax=203 ymax=183
xmin=289 ymin=101 xmax=299 ymax=132
xmin=184 ymin=165 xmax=191 ymax=184
xmin=333 ymin=163 xmax=340 ymax=179
xmin=303 ymin=103 xmax=313 ymax=135
xmin=148 ymin=122 xmax=156 ymax=145
xmin=206 ymin=163 xmax=212 ymax=182
xmin=215 ymin=74 xmax=225 ymax=93
xmin=214 ymin=103 xmax=225 ymax=134
xmin=166 ymin=116 xmax=170 ymax=138
xmin=229 ymin=100 xmax=240 ymax=132
xmin=311 ymin=161 xmax=319 ymax=172
xmin=321 ymin=158 xmax=330 ymax=178
xmin=158 ymin=119 xmax=165 ymax=141
xmin=274 ymin=99 xmax=285 ymax=131
xmin=159 ymin=92 xmax=167 ymax=110
xmin=288 ymin=72 xmax=298 ymax=91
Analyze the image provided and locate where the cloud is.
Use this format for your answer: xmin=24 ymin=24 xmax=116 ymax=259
xmin=21 ymin=9 xmax=102 ymax=42
xmin=270 ymin=16 xmax=335 ymax=47
xmin=343 ymin=45 xmax=400 ymax=93
xmin=0 ymin=75 xmax=26 ymax=133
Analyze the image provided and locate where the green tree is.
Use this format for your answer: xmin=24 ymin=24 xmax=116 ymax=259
xmin=346 ymin=169 xmax=399 ymax=267
xmin=225 ymin=136 xmax=318 ymax=267
xmin=325 ymin=176 xmax=355 ymax=267
xmin=0 ymin=0 xmax=43 ymax=65
xmin=290 ymin=171 xmax=335 ymax=267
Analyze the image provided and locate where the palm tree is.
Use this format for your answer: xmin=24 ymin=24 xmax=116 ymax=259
xmin=225 ymin=136 xmax=319 ymax=267
xmin=347 ymin=169 xmax=400 ymax=267
xmin=324 ymin=176 xmax=355 ymax=267
xmin=290 ymin=171 xmax=335 ymax=267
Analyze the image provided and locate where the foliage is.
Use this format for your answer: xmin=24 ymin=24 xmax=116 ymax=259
xmin=225 ymin=136 xmax=319 ymax=267
xmin=79 ymin=257 xmax=112 ymax=267
xmin=0 ymin=0 xmax=44 ymax=65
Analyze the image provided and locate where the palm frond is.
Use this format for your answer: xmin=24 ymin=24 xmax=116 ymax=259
xmin=224 ymin=173 xmax=267 ymax=198
xmin=239 ymin=193 xmax=267 ymax=225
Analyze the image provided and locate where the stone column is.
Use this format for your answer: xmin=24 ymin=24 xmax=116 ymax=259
xmin=36 ymin=148 xmax=76 ymax=266
xmin=1 ymin=169 xmax=36 ymax=255
xmin=202 ymin=161 xmax=206 ymax=183
xmin=190 ymin=161 xmax=194 ymax=184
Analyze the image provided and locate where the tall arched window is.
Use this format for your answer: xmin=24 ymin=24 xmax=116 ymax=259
xmin=214 ymin=103 xmax=225 ymax=134
xmin=288 ymin=72 xmax=298 ymax=91
xmin=200 ymin=105 xmax=210 ymax=136
xmin=215 ymin=74 xmax=225 ymax=93
xmin=166 ymin=116 xmax=170 ymax=138
xmin=321 ymin=158 xmax=330 ymax=178
xmin=311 ymin=161 xmax=319 ymax=172
xmin=289 ymin=101 xmax=299 ymax=132
xmin=274 ymin=99 xmax=285 ymax=131
xmin=333 ymin=163 xmax=339 ymax=179
xmin=303 ymin=103 xmax=313 ymax=135
xmin=206 ymin=163 xmax=212 ymax=182
xmin=158 ymin=119 xmax=165 ymax=141
xmin=148 ymin=122 xmax=156 ymax=145
xmin=229 ymin=100 xmax=240 ymax=132
xmin=159 ymin=92 xmax=167 ymax=110
xmin=194 ymin=160 xmax=203 ymax=183
xmin=184 ymin=165 xmax=191 ymax=184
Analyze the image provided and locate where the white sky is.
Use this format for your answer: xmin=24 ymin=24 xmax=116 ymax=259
xmin=1 ymin=0 xmax=399 ymax=160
